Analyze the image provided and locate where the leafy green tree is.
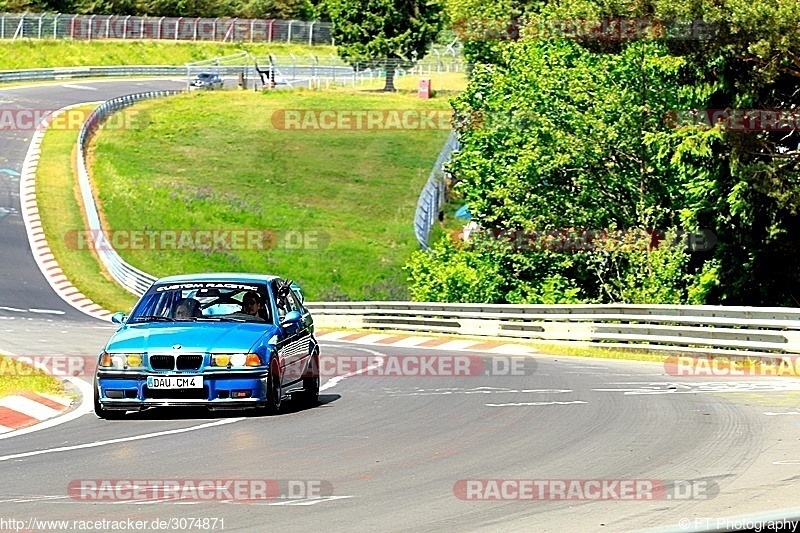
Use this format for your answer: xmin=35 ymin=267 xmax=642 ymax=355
xmin=323 ymin=0 xmax=445 ymax=91
xmin=241 ymin=0 xmax=314 ymax=19
xmin=445 ymin=0 xmax=516 ymax=65
xmin=411 ymin=0 xmax=800 ymax=306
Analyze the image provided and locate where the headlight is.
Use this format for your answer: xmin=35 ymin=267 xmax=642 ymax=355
xmin=125 ymin=354 xmax=144 ymax=367
xmin=211 ymin=353 xmax=262 ymax=368
xmin=99 ymin=352 xmax=143 ymax=369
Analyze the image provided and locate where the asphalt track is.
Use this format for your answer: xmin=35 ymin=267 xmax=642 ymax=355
xmin=1 ymin=80 xmax=800 ymax=533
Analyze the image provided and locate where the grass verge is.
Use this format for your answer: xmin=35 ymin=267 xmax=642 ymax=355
xmin=0 ymin=40 xmax=335 ymax=70
xmin=528 ymin=343 xmax=669 ymax=364
xmin=36 ymin=104 xmax=140 ymax=314
xmin=0 ymin=356 xmax=66 ymax=399
xmin=89 ymin=88 xmax=452 ymax=301
xmin=316 ymin=327 xmax=671 ymax=364
xmin=353 ymin=71 xmax=468 ymax=94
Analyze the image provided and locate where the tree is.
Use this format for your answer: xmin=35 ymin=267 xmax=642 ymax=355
xmin=411 ymin=0 xmax=800 ymax=306
xmin=323 ymin=0 xmax=445 ymax=91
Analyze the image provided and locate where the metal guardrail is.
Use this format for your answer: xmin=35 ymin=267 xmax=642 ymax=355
xmin=305 ymin=302 xmax=800 ymax=357
xmin=0 ymin=65 xmax=192 ymax=83
xmin=415 ymin=131 xmax=460 ymax=249
xmin=77 ymin=92 xmax=177 ymax=296
xmin=0 ymin=62 xmax=454 ymax=86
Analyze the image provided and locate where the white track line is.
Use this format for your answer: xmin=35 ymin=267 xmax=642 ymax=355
xmin=19 ymin=102 xmax=112 ymax=322
xmin=0 ymin=348 xmax=90 ymax=441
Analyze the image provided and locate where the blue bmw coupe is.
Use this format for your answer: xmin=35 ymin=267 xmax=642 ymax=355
xmin=93 ymin=273 xmax=319 ymax=418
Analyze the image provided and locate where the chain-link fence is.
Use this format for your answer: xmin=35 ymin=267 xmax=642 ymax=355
xmin=183 ymin=54 xmax=466 ymax=90
xmin=0 ymin=12 xmax=333 ymax=44
xmin=415 ymin=132 xmax=461 ymax=250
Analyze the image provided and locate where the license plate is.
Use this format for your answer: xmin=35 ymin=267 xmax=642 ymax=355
xmin=147 ymin=376 xmax=203 ymax=389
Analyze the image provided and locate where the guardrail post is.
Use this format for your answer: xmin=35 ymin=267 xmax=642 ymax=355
xmin=267 ymin=19 xmax=274 ymax=42
xmin=308 ymin=21 xmax=315 ymax=46
xmin=175 ymin=17 xmax=182 ymax=41
xmin=288 ymin=20 xmax=294 ymax=43
xmin=37 ymin=12 xmax=44 ymax=39
xmin=212 ymin=18 xmax=218 ymax=41
xmin=193 ymin=17 xmax=200 ymax=41
xmin=157 ymin=16 xmax=164 ymax=40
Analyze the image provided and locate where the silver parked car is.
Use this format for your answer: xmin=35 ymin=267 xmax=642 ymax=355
xmin=190 ymin=73 xmax=223 ymax=90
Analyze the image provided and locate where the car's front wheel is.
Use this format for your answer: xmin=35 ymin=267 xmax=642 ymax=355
xmin=265 ymin=360 xmax=282 ymax=415
xmin=302 ymin=351 xmax=320 ymax=406
xmin=93 ymin=383 xmax=125 ymax=420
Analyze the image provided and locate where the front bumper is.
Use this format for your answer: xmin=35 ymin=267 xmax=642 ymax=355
xmin=96 ymin=370 xmax=269 ymax=410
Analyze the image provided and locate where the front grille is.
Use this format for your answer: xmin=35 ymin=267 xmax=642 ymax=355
xmin=145 ymin=387 xmax=208 ymax=400
xmin=149 ymin=355 xmax=174 ymax=370
xmin=177 ymin=355 xmax=203 ymax=370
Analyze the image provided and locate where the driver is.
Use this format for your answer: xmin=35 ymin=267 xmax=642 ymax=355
xmin=242 ymin=291 xmax=268 ymax=320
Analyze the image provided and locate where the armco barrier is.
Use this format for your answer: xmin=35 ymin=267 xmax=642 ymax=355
xmin=77 ymin=92 xmax=179 ymax=296
xmin=305 ymin=302 xmax=800 ymax=357
xmin=0 ymin=65 xmax=189 ymax=83
xmin=414 ymin=131 xmax=460 ymax=250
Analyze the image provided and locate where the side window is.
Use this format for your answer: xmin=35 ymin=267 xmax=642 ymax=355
xmin=275 ymin=283 xmax=301 ymax=319
xmin=286 ymin=291 xmax=302 ymax=313
xmin=276 ymin=293 xmax=295 ymax=319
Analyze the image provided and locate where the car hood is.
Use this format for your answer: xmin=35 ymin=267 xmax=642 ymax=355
xmin=106 ymin=322 xmax=277 ymax=353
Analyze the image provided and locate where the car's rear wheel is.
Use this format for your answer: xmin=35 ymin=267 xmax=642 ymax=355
xmin=93 ymin=383 xmax=125 ymax=420
xmin=265 ymin=360 xmax=282 ymax=415
xmin=302 ymin=351 xmax=320 ymax=406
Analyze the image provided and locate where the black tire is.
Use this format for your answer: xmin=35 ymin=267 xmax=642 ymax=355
xmin=265 ymin=360 xmax=282 ymax=415
xmin=93 ymin=384 xmax=125 ymax=420
xmin=302 ymin=351 xmax=320 ymax=406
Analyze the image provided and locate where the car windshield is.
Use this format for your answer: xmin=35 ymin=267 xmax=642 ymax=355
xmin=128 ymin=281 xmax=270 ymax=323
xmin=197 ymin=74 xmax=213 ymax=79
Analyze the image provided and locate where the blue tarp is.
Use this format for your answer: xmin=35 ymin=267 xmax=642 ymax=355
xmin=455 ymin=204 xmax=472 ymax=219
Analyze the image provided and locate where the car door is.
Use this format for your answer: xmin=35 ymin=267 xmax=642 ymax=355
xmin=272 ymin=280 xmax=311 ymax=385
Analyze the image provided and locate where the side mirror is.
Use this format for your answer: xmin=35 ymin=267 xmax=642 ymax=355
xmin=281 ymin=310 xmax=302 ymax=324
xmin=111 ymin=312 xmax=127 ymax=324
